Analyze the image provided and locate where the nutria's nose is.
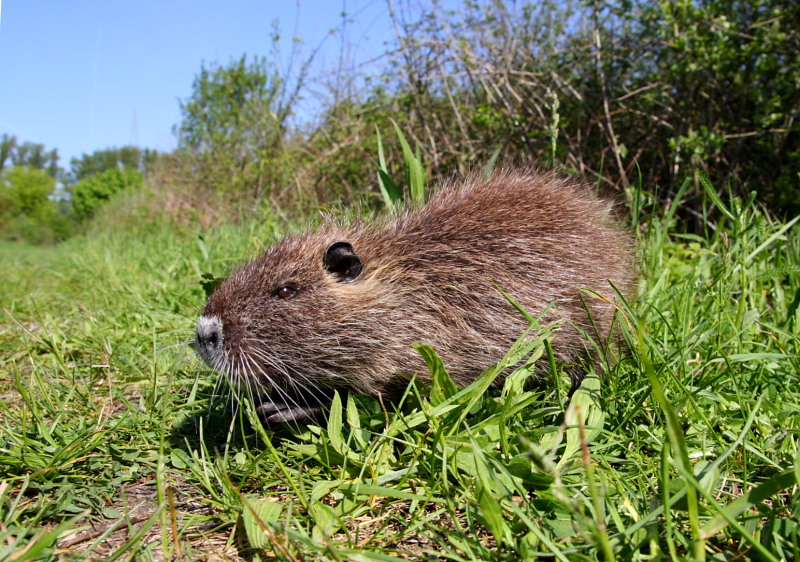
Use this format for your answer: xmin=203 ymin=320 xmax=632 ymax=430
xmin=195 ymin=315 xmax=224 ymax=367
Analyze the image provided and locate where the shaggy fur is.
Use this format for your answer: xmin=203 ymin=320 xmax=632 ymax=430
xmin=195 ymin=169 xmax=636 ymax=422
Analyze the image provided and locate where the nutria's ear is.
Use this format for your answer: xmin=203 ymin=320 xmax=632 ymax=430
xmin=324 ymin=241 xmax=363 ymax=282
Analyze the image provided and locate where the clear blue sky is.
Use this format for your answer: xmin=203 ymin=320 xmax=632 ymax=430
xmin=0 ymin=1 xmax=394 ymax=169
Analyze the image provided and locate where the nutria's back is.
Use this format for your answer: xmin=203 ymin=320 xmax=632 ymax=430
xmin=195 ymin=169 xmax=636 ymax=422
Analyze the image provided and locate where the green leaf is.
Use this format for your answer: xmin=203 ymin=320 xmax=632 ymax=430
xmin=169 ymin=449 xmax=190 ymax=469
xmin=482 ymin=146 xmax=503 ymax=179
xmin=415 ymin=344 xmax=457 ymax=406
xmin=377 ymin=169 xmax=402 ymax=214
xmin=241 ymin=495 xmax=283 ymax=550
xmin=195 ymin=235 xmax=209 ymax=262
xmin=390 ymin=119 xmax=426 ymax=206
xmin=697 ymin=171 xmax=734 ymax=222
xmin=476 ymin=480 xmax=507 ymax=546
xmin=327 ymin=391 xmax=344 ymax=454
xmin=471 ymin=437 xmax=511 ymax=547
xmin=199 ymin=272 xmax=225 ymax=297
xmin=337 ymin=484 xmax=443 ymax=502
xmin=309 ymin=501 xmax=341 ymax=537
xmin=375 ymin=125 xmax=403 ymax=214
xmin=554 ymin=373 xmax=604 ymax=469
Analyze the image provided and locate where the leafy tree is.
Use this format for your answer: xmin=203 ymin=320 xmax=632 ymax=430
xmin=0 ymin=134 xmax=16 ymax=173
xmin=0 ymin=134 xmax=60 ymax=177
xmin=0 ymin=166 xmax=70 ymax=244
xmin=68 ymin=146 xmax=157 ymax=185
xmin=173 ymin=54 xmax=304 ymax=199
xmin=605 ymin=0 xmax=800 ymax=213
xmin=177 ymin=55 xmax=285 ymax=151
xmin=0 ymin=166 xmax=56 ymax=221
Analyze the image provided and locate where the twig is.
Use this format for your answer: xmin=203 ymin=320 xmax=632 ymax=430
xmin=57 ymin=515 xmax=151 ymax=549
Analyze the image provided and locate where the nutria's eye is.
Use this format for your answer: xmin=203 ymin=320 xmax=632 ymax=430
xmin=273 ymin=285 xmax=297 ymax=300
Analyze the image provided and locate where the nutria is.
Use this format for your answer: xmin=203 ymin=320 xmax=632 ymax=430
xmin=195 ymin=169 xmax=636 ymax=422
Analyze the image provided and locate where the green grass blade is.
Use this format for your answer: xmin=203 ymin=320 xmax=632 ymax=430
xmin=390 ymin=119 xmax=426 ymax=206
xmin=375 ymin=125 xmax=402 ymax=214
xmin=638 ymin=325 xmax=706 ymax=561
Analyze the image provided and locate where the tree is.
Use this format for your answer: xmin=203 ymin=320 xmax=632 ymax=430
xmin=0 ymin=134 xmax=60 ymax=178
xmin=0 ymin=134 xmax=16 ymax=173
xmin=0 ymin=166 xmax=69 ymax=244
xmin=0 ymin=166 xmax=56 ymax=220
xmin=67 ymin=146 xmax=157 ymax=185
xmin=174 ymin=54 xmax=297 ymax=198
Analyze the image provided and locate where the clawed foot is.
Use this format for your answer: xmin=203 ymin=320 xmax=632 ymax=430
xmin=254 ymin=387 xmax=335 ymax=424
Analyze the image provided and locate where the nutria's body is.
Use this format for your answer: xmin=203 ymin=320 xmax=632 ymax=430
xmin=195 ymin=170 xmax=636 ymax=422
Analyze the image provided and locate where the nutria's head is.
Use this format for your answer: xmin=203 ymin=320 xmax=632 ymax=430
xmin=194 ymin=230 xmax=413 ymax=422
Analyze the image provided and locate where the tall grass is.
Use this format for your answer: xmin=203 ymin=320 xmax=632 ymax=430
xmin=0 ymin=171 xmax=798 ymax=559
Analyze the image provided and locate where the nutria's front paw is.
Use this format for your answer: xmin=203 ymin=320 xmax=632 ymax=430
xmin=256 ymin=401 xmax=325 ymax=423
xmin=255 ymin=387 xmax=335 ymax=424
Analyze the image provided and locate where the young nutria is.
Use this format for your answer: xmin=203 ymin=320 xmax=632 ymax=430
xmin=195 ymin=169 xmax=636 ymax=422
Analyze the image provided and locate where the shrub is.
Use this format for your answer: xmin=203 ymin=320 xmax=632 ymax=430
xmin=0 ymin=166 xmax=70 ymax=244
xmin=70 ymin=167 xmax=143 ymax=220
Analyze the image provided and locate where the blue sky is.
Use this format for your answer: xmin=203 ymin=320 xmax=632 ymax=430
xmin=0 ymin=1 xmax=394 ymax=169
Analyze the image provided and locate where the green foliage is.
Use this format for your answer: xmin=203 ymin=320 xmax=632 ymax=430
xmin=176 ymin=55 xmax=284 ymax=153
xmin=2 ymin=1 xmax=799 ymax=555
xmin=70 ymin=167 xmax=143 ymax=220
xmin=1 ymin=167 xmax=798 ymax=558
xmin=296 ymin=99 xmax=386 ymax=205
xmin=67 ymin=146 xmax=157 ymax=185
xmin=151 ymin=0 xmax=797 ymax=224
xmin=621 ymin=0 xmax=800 ymax=214
xmin=0 ymin=166 xmax=54 ymax=219
xmin=0 ymin=166 xmax=71 ymax=244
xmin=0 ymin=133 xmax=60 ymax=178
xmin=376 ymin=122 xmax=429 ymax=214
xmin=358 ymin=0 xmax=800 ymax=219
xmin=173 ymin=54 xmax=299 ymax=203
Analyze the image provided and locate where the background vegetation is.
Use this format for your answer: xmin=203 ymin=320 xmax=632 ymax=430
xmin=1 ymin=0 xmax=798 ymax=560
xmin=2 ymin=0 xmax=798 ymax=242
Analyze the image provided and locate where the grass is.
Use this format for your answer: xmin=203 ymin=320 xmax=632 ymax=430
xmin=1 ymin=180 xmax=799 ymax=560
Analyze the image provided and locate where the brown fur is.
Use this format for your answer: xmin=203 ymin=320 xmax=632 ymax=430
xmin=196 ymin=169 xmax=636 ymax=420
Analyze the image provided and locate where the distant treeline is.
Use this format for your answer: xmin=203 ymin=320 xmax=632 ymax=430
xmin=0 ymin=135 xmax=155 ymax=244
xmin=2 ymin=0 xmax=798 ymax=243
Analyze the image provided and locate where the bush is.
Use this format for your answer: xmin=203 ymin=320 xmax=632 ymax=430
xmin=0 ymin=166 xmax=71 ymax=244
xmin=371 ymin=0 xmax=799 ymax=218
xmin=70 ymin=167 xmax=143 ymax=220
xmin=149 ymin=0 xmax=798 ymax=227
